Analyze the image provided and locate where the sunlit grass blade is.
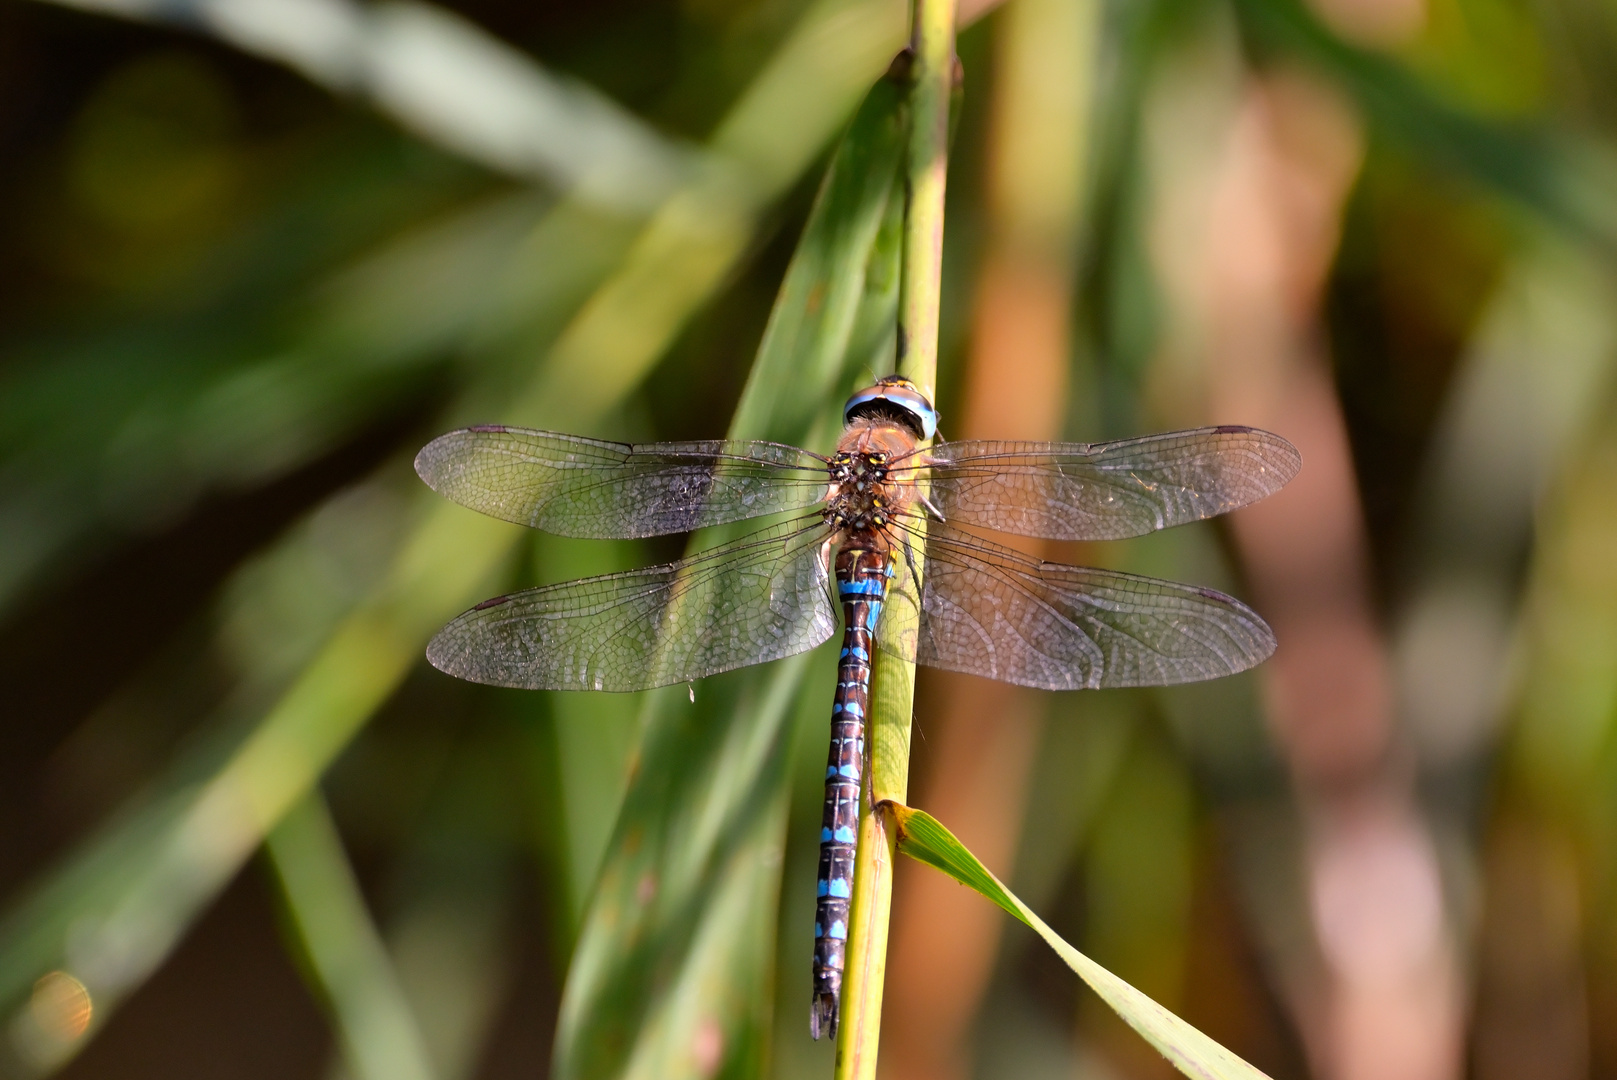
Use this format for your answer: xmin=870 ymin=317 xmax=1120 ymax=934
xmin=889 ymin=804 xmax=1272 ymax=1080
xmin=555 ymin=68 xmax=908 ymax=1080
xmin=266 ymin=793 xmax=437 ymax=1080
xmin=27 ymin=0 xmax=695 ymax=207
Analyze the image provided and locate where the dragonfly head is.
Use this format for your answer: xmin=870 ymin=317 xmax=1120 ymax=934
xmin=844 ymin=376 xmax=938 ymax=441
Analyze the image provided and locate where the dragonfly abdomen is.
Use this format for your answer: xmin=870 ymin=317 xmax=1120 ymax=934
xmin=811 ymin=547 xmax=891 ymax=1041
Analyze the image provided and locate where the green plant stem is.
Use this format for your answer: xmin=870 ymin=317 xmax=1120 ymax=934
xmin=834 ymin=3 xmax=954 ymax=1078
xmin=895 ymin=2 xmax=954 ymax=396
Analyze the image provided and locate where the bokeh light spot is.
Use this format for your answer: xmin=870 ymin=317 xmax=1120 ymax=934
xmin=29 ymin=971 xmax=93 ymax=1045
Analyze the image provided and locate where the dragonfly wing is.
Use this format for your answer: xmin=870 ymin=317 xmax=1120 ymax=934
xmin=416 ymin=427 xmax=830 ymax=538
xmin=919 ymin=427 xmax=1299 ymax=541
xmin=874 ymin=526 xmax=1274 ymax=690
xmin=428 ymin=519 xmax=838 ymax=691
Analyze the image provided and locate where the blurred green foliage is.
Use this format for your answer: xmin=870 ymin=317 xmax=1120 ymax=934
xmin=4 ymin=0 xmax=1617 ymax=1077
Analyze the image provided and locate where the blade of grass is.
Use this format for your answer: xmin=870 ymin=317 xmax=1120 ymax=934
xmin=890 ymin=804 xmax=1274 ymax=1080
xmin=347 ymin=724 xmax=525 ymax=1080
xmin=28 ymin=0 xmax=695 ymax=209
xmin=835 ymin=1 xmax=953 ymax=1076
xmin=266 ymin=793 xmax=437 ymax=1080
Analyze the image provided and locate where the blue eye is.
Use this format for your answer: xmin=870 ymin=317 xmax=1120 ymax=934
xmin=842 ymin=377 xmax=938 ymax=440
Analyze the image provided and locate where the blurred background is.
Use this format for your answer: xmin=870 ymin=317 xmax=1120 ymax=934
xmin=2 ymin=0 xmax=1617 ymax=1076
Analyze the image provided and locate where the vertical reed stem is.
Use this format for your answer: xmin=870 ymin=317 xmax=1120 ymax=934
xmin=833 ymin=3 xmax=954 ymax=1077
xmin=895 ymin=2 xmax=954 ymax=396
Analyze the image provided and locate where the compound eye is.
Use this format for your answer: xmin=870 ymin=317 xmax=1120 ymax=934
xmin=841 ymin=380 xmax=939 ymax=439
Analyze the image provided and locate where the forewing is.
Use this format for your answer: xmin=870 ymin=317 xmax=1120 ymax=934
xmin=427 ymin=519 xmax=838 ymax=691
xmin=876 ymin=525 xmax=1274 ymax=690
xmin=415 ymin=427 xmax=829 ymax=538
xmin=920 ymin=427 xmax=1300 ymax=541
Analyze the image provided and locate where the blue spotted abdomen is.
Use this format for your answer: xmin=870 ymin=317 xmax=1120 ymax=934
xmin=810 ymin=547 xmax=890 ymax=1041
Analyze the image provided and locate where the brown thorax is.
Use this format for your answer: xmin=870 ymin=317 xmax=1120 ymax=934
xmin=823 ymin=419 xmax=925 ymax=549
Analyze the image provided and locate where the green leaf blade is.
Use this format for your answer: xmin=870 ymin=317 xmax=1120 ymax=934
xmin=890 ymin=804 xmax=1273 ymax=1080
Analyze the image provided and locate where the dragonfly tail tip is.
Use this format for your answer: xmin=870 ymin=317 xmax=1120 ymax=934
xmin=810 ymin=995 xmax=838 ymax=1041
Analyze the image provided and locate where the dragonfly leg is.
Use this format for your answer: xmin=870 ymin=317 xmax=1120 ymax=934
xmin=897 ymin=529 xmax=925 ymax=598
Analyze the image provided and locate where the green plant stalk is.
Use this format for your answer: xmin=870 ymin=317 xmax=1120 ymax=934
xmin=833 ymin=1 xmax=954 ymax=1077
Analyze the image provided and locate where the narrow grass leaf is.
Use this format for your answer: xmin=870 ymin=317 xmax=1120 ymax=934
xmin=890 ymin=804 xmax=1273 ymax=1080
xmin=266 ymin=794 xmax=437 ymax=1080
xmin=27 ymin=0 xmax=696 ymax=206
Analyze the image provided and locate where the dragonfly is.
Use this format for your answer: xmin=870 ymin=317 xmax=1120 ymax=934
xmin=415 ymin=376 xmax=1299 ymax=1040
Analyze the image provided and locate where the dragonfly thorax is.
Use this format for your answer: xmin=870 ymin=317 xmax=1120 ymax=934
xmin=823 ymin=423 xmax=918 ymax=545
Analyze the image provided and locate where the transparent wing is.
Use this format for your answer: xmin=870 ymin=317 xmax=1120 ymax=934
xmin=427 ymin=518 xmax=838 ymax=691
xmin=415 ymin=426 xmax=830 ymax=538
xmin=876 ymin=523 xmax=1275 ymax=690
xmin=915 ymin=426 xmax=1299 ymax=541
